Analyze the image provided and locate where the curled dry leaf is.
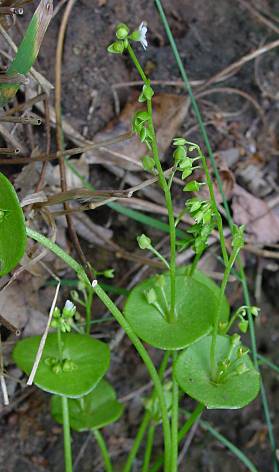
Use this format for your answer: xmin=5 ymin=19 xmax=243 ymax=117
xmin=232 ymin=184 xmax=279 ymax=243
xmin=86 ymin=94 xmax=190 ymax=171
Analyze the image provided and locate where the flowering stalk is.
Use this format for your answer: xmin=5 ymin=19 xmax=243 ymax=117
xmin=126 ymin=43 xmax=177 ymax=323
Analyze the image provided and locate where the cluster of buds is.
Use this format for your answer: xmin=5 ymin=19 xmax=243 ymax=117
xmin=44 ymin=356 xmax=77 ymax=375
xmin=173 ymin=138 xmax=215 ymax=255
xmin=177 ymin=197 xmax=215 ymax=255
xmin=219 ymin=305 xmax=260 ymax=335
xmin=215 ymin=334 xmax=251 ymax=384
xmin=51 ymin=300 xmax=76 ymax=333
xmin=132 ymin=109 xmax=153 ymax=150
xmin=143 ymin=274 xmax=170 ymax=321
xmin=173 ymin=138 xmax=201 ymax=181
xmin=107 ymin=21 xmax=148 ymax=54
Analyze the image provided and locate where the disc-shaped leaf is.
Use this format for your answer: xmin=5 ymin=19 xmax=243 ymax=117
xmin=176 ymin=266 xmax=230 ymax=322
xmin=13 ymin=333 xmax=110 ymax=398
xmin=175 ymin=335 xmax=260 ymax=409
xmin=124 ymin=275 xmax=218 ymax=350
xmin=0 ymin=172 xmax=26 ymax=276
xmin=51 ymin=379 xmax=124 ymax=431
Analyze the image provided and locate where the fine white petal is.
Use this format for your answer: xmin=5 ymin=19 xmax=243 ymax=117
xmin=138 ymin=22 xmax=148 ymax=50
xmin=64 ymin=300 xmax=74 ymax=311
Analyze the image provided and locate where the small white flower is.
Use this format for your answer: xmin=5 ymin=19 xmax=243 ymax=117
xmin=63 ymin=300 xmax=76 ymax=317
xmin=139 ymin=22 xmax=148 ymax=50
xmin=64 ymin=300 xmax=75 ymax=311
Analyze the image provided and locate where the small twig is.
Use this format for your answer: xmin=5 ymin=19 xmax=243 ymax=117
xmin=27 ymin=282 xmax=61 ymax=385
xmin=0 ymin=375 xmax=9 ymax=406
xmin=0 ymin=332 xmax=9 ymax=405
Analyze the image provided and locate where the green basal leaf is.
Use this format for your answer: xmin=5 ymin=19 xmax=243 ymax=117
xmin=0 ymin=0 xmax=53 ymax=106
xmin=13 ymin=333 xmax=110 ymax=398
xmin=51 ymin=379 xmax=123 ymax=432
xmin=124 ymin=274 xmax=217 ymax=350
xmin=176 ymin=266 xmax=230 ymax=323
xmin=0 ymin=172 xmax=26 ymax=276
xmin=175 ymin=335 xmax=260 ymax=409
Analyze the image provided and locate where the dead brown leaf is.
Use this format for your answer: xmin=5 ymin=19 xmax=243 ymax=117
xmin=232 ymin=184 xmax=279 ymax=243
xmin=86 ymin=93 xmax=189 ymax=171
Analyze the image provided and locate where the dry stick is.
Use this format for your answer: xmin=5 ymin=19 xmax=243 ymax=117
xmin=0 ymin=332 xmax=8 ymax=405
xmin=197 ymin=38 xmax=279 ymax=92
xmin=0 ymin=131 xmax=132 ymax=164
xmin=27 ymin=282 xmax=61 ymax=385
xmin=3 ymin=92 xmax=47 ymax=117
xmin=55 ymin=0 xmax=90 ymax=273
xmin=238 ymin=0 xmax=279 ymax=35
xmin=35 ymin=95 xmax=51 ymax=192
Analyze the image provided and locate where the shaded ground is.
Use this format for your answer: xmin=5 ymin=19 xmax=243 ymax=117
xmin=0 ymin=0 xmax=279 ymax=471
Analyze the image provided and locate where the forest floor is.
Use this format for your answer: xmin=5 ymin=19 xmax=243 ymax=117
xmin=0 ymin=0 xmax=279 ymax=471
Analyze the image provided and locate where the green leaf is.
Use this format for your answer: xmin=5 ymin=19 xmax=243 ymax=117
xmin=0 ymin=0 xmax=53 ymax=106
xmin=176 ymin=267 xmax=230 ymax=323
xmin=51 ymin=379 xmax=123 ymax=431
xmin=175 ymin=335 xmax=260 ymax=409
xmin=13 ymin=333 xmax=110 ymax=398
xmin=183 ymin=180 xmax=202 ymax=192
xmin=124 ymin=274 xmax=217 ymax=350
xmin=0 ymin=172 xmax=26 ymax=276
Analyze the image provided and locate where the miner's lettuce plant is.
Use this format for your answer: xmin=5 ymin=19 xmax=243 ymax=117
xmin=0 ymin=19 xmax=261 ymax=472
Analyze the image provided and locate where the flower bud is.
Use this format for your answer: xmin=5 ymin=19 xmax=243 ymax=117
xmin=137 ymin=234 xmax=152 ymax=250
xmin=145 ymin=288 xmax=157 ymax=304
xmin=173 ymin=137 xmax=187 ymax=146
xmin=116 ymin=23 xmax=129 ymax=40
xmin=107 ymin=40 xmax=125 ymax=54
xmin=62 ymin=359 xmax=77 ymax=373
xmin=63 ymin=300 xmax=76 ymax=318
xmin=52 ymin=363 xmax=62 ymax=375
xmin=103 ymin=269 xmax=115 ymax=279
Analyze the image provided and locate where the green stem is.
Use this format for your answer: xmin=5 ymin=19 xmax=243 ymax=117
xmin=199 ymin=152 xmax=229 ymax=267
xmin=150 ymin=403 xmax=204 ymax=472
xmin=123 ymin=352 xmax=170 ymax=472
xmin=85 ymin=288 xmax=93 ymax=334
xmin=147 ymin=98 xmax=176 ymax=323
xmin=171 ymin=353 xmax=179 ymax=472
xmin=26 ymin=227 xmax=171 ymax=472
xmin=189 ymin=252 xmax=201 ymax=276
xmin=93 ymin=430 xmax=113 ymax=472
xmin=150 ymin=246 xmax=170 ymax=269
xmin=225 ymin=306 xmax=247 ymax=334
xmin=123 ymin=412 xmax=151 ymax=472
xmin=127 ymin=43 xmax=177 ymax=323
xmin=210 ymin=246 xmax=240 ymax=378
xmin=93 ymin=284 xmax=171 ymax=471
xmin=142 ymin=423 xmax=155 ymax=472
xmin=62 ymin=396 xmax=73 ymax=472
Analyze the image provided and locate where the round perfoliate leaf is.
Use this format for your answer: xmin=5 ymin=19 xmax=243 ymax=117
xmin=13 ymin=333 xmax=110 ymax=398
xmin=124 ymin=274 xmax=217 ymax=350
xmin=0 ymin=172 xmax=26 ymax=276
xmin=175 ymin=335 xmax=260 ymax=409
xmin=51 ymin=379 xmax=123 ymax=432
xmin=176 ymin=266 xmax=230 ymax=323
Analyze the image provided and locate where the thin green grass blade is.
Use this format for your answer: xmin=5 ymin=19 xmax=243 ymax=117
xmin=65 ymin=159 xmax=186 ymax=238
xmin=154 ymin=1 xmax=277 ymax=468
xmin=0 ymin=0 xmax=53 ymax=106
xmin=257 ymin=355 xmax=279 ymax=375
xmin=201 ymin=419 xmax=259 ymax=472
